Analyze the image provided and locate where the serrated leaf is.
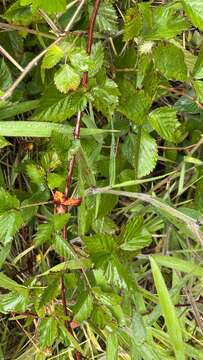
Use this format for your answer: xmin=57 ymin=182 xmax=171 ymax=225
xmin=84 ymin=234 xmax=116 ymax=266
xmin=47 ymin=172 xmax=64 ymax=189
xmin=92 ymin=78 xmax=119 ymax=120
xmin=69 ymin=48 xmax=90 ymax=73
xmin=52 ymin=234 xmax=73 ymax=260
xmin=39 ymin=317 xmax=57 ymax=348
xmin=136 ymin=130 xmax=158 ymax=178
xmin=0 ymin=59 xmax=12 ymax=92
xmin=74 ymin=293 xmax=93 ymax=323
xmin=53 ymin=213 xmax=70 ymax=231
xmin=76 ymin=144 xmax=96 ymax=187
xmin=149 ymin=107 xmax=180 ymax=141
xmin=41 ymin=45 xmax=64 ymax=70
xmin=153 ymin=43 xmax=187 ymax=81
xmin=182 ymin=0 xmax=203 ymax=30
xmin=0 ymin=188 xmax=20 ymax=213
xmin=89 ymin=42 xmax=104 ymax=77
xmin=120 ymin=216 xmax=152 ymax=251
xmin=39 ymin=278 xmax=60 ymax=308
xmin=0 ymin=211 xmax=23 ymax=244
xmin=93 ymin=287 xmax=121 ymax=306
xmin=26 ymin=163 xmax=45 ymax=185
xmin=34 ymin=223 xmax=53 ymax=246
xmin=140 ymin=3 xmax=189 ymax=40
xmin=193 ymin=80 xmax=203 ymax=102
xmin=32 ymin=86 xmax=87 ymax=122
xmin=119 ymin=85 xmax=151 ymax=125
xmin=0 ymin=292 xmax=28 ymax=314
xmin=150 ymin=257 xmax=185 ymax=360
xmin=54 ymin=64 xmax=81 ymax=93
xmin=96 ymin=1 xmax=118 ymax=33
xmin=124 ymin=7 xmax=142 ymax=41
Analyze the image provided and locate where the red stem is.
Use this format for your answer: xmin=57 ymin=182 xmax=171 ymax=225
xmin=58 ymin=0 xmax=102 ymax=351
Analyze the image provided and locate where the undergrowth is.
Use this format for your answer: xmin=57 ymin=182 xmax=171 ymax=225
xmin=0 ymin=0 xmax=203 ymax=359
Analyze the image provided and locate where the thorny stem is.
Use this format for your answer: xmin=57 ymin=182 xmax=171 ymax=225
xmin=58 ymin=1 xmax=102 ymax=353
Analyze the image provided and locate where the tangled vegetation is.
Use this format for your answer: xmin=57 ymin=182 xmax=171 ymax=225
xmin=0 ymin=0 xmax=203 ymax=359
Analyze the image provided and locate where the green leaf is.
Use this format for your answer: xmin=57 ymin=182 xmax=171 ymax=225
xmin=119 ymin=84 xmax=151 ymax=125
xmin=74 ymin=293 xmax=93 ymax=323
xmin=96 ymin=1 xmax=118 ymax=33
xmin=120 ymin=216 xmax=152 ymax=251
xmin=89 ymin=42 xmax=104 ymax=77
xmin=47 ymin=172 xmax=64 ymax=189
xmin=0 ymin=272 xmax=27 ymax=295
xmin=32 ymin=86 xmax=87 ymax=122
xmin=0 ymin=59 xmax=12 ymax=92
xmin=153 ymin=43 xmax=187 ymax=81
xmin=39 ymin=278 xmax=60 ymax=308
xmin=136 ymin=130 xmax=158 ymax=178
xmin=0 ymin=292 xmax=28 ymax=313
xmin=0 ymin=100 xmax=38 ymax=120
xmin=3 ymin=2 xmax=33 ymax=26
xmin=54 ymin=65 xmax=81 ymax=94
xmin=76 ymin=143 xmax=96 ymax=187
xmin=0 ymin=243 xmax=11 ymax=269
xmin=0 ymin=121 xmax=118 ymax=137
xmin=69 ymin=48 xmax=90 ymax=73
xmin=58 ymin=325 xmax=85 ymax=356
xmin=0 ymin=188 xmax=19 ymax=213
xmin=132 ymin=312 xmax=147 ymax=345
xmin=182 ymin=0 xmax=203 ymax=30
xmin=150 ymin=257 xmax=185 ymax=360
xmin=193 ymin=47 xmax=203 ymax=79
xmin=140 ymin=3 xmax=189 ymax=40
xmin=149 ymin=107 xmax=180 ymax=142
xmin=193 ymin=80 xmax=203 ymax=102
xmin=0 ymin=137 xmax=11 ymax=148
xmin=34 ymin=223 xmax=53 ymax=246
xmin=33 ymin=0 xmax=66 ymax=14
xmin=26 ymin=163 xmax=45 ymax=185
xmin=84 ymin=234 xmax=116 ymax=265
xmin=52 ymin=234 xmax=73 ymax=260
xmin=0 ymin=211 xmax=23 ymax=244
xmin=153 ymin=255 xmax=203 ymax=277
xmin=41 ymin=45 xmax=64 ymax=70
xmin=124 ymin=7 xmax=142 ymax=41
xmin=92 ymin=78 xmax=119 ymax=120
xmin=39 ymin=317 xmax=57 ymax=348
xmin=93 ymin=287 xmax=121 ymax=306
xmin=107 ymin=332 xmax=118 ymax=360
xmin=53 ymin=213 xmax=70 ymax=231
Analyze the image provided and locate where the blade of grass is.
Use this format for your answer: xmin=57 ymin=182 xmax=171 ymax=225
xmin=0 ymin=121 xmax=118 ymax=137
xmin=150 ymin=257 xmax=185 ymax=360
xmin=153 ymin=255 xmax=203 ymax=277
